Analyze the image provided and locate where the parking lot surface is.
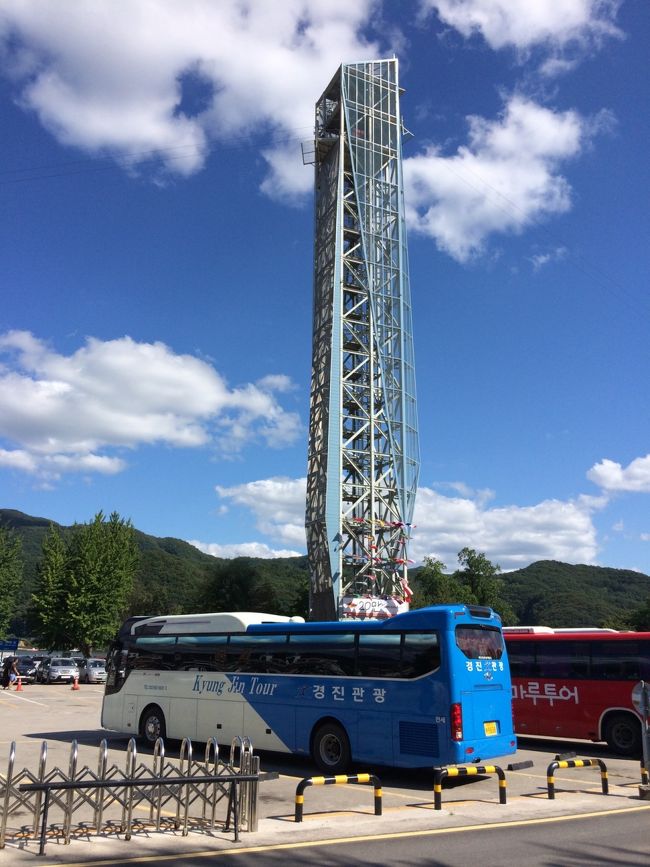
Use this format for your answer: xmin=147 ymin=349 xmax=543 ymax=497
xmin=1 ymin=683 xmax=648 ymax=864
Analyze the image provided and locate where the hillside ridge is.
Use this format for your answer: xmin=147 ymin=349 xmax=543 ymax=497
xmin=2 ymin=509 xmax=648 ymax=632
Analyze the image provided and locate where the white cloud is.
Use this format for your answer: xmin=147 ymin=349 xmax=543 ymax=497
xmin=411 ymin=486 xmax=603 ymax=569
xmin=0 ymin=330 xmax=301 ymax=479
xmin=0 ymin=0 xmax=377 ymax=194
xmin=530 ymin=246 xmax=568 ymax=271
xmin=188 ymin=539 xmax=302 ymax=559
xmin=0 ymin=448 xmax=38 ymax=472
xmin=433 ymin=481 xmax=495 ymax=507
xmin=214 ymin=474 xmax=604 ymax=569
xmin=404 ymin=96 xmax=589 ymax=261
xmin=216 ymin=477 xmax=307 ymax=548
xmin=424 ymin=0 xmax=622 ymax=71
xmin=0 ymin=2 xmax=617 ymax=244
xmin=587 ymin=454 xmax=650 ymax=493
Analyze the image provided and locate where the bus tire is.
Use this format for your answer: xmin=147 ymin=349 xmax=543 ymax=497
xmin=140 ymin=705 xmax=166 ymax=747
xmin=311 ymin=721 xmax=351 ymax=774
xmin=603 ymin=712 xmax=642 ymax=756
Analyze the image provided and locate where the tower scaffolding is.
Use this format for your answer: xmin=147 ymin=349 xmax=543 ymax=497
xmin=305 ymin=59 xmax=419 ymax=621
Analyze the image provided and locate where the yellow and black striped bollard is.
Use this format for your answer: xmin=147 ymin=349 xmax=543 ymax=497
xmin=295 ymin=773 xmax=382 ymax=823
xmin=433 ymin=765 xmax=506 ymax=811
xmin=546 ymin=758 xmax=608 ymax=800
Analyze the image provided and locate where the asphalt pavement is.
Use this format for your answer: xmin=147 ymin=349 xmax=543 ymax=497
xmin=1 ymin=683 xmax=648 ymax=865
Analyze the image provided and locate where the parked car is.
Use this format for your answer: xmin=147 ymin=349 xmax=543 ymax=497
xmin=15 ymin=656 xmax=37 ymax=683
xmin=78 ymin=658 xmax=107 ymax=684
xmin=38 ymin=657 xmax=80 ymax=684
xmin=13 ymin=655 xmax=49 ymax=683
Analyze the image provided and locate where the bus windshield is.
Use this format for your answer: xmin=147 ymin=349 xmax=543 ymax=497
xmin=455 ymin=626 xmax=504 ymax=660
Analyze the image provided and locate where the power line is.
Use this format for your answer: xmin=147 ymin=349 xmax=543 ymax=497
xmin=4 ymin=122 xmax=643 ymax=317
xmin=434 ymin=156 xmax=648 ymax=316
xmin=0 ymin=126 xmax=314 ymax=185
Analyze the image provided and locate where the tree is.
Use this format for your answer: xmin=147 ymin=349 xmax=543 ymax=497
xmin=32 ymin=512 xmax=138 ymax=655
xmin=630 ymin=596 xmax=650 ymax=631
xmin=412 ymin=548 xmax=516 ymax=624
xmin=454 ymin=547 xmax=516 ymax=624
xmin=412 ymin=557 xmax=473 ymax=608
xmin=31 ymin=524 xmax=68 ymax=648
xmin=0 ymin=527 xmax=23 ymax=637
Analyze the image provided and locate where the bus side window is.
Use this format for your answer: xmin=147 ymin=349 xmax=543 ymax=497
xmin=175 ymin=634 xmax=228 ymax=671
xmin=245 ymin=634 xmax=291 ymax=674
xmin=639 ymin=642 xmax=650 ymax=680
xmin=402 ymin=633 xmax=440 ymax=677
xmin=592 ymin=640 xmax=635 ymax=680
xmin=534 ymin=641 xmax=589 ymax=679
xmin=287 ymin=634 xmax=356 ymax=676
xmin=357 ymin=633 xmax=401 ymax=678
xmin=537 ymin=642 xmax=573 ymax=678
xmin=131 ymin=636 xmax=177 ymax=670
xmin=508 ymin=643 xmax=537 ymax=678
xmin=228 ymin=637 xmax=255 ymax=672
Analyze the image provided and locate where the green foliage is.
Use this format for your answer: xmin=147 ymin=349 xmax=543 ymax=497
xmin=412 ymin=548 xmax=516 ymax=624
xmin=0 ymin=526 xmax=23 ymax=637
xmin=31 ymin=524 xmax=68 ymax=649
xmin=3 ymin=510 xmax=650 ymax=637
xmin=31 ymin=512 xmax=138 ymax=655
xmin=630 ymin=596 xmax=650 ymax=631
xmin=412 ymin=557 xmax=473 ymax=608
xmin=0 ymin=511 xmax=66 ymax=636
xmin=130 ymin=546 xmax=211 ymax=617
xmin=203 ymin=557 xmax=310 ymax=619
xmin=501 ymin=560 xmax=650 ymax=628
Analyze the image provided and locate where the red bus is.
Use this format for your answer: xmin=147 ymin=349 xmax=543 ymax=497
xmin=504 ymin=628 xmax=650 ymax=756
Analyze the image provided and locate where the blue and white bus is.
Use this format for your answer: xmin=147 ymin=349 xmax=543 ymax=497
xmin=102 ymin=605 xmax=516 ymax=771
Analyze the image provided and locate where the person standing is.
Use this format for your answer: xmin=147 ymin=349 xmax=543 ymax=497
xmin=1 ymin=656 xmax=19 ymax=689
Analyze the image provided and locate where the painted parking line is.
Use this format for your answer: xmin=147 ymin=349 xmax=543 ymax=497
xmin=40 ymin=803 xmax=650 ymax=867
xmin=0 ymin=691 xmax=49 ymax=707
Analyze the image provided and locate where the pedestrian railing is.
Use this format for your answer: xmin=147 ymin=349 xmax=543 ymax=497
xmin=0 ymin=735 xmax=268 ymax=853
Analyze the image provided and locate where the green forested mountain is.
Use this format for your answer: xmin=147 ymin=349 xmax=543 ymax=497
xmin=499 ymin=559 xmax=650 ymax=628
xmin=0 ymin=509 xmax=309 ymax=637
xmin=2 ymin=509 xmax=649 ymax=636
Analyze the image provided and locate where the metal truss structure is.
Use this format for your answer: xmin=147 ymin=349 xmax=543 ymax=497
xmin=305 ymin=59 xmax=419 ymax=621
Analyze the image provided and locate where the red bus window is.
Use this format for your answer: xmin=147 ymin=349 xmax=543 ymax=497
xmin=535 ymin=641 xmax=590 ymax=679
xmin=591 ymin=640 xmax=650 ymax=680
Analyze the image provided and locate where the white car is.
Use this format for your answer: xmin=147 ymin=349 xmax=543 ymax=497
xmin=78 ymin=658 xmax=107 ymax=684
xmin=38 ymin=657 xmax=80 ymax=684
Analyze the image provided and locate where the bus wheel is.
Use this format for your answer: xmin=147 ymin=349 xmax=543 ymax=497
xmin=604 ymin=713 xmax=642 ymax=756
xmin=140 ymin=705 xmax=166 ymax=747
xmin=312 ymin=722 xmax=351 ymax=774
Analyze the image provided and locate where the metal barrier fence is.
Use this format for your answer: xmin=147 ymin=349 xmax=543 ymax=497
xmin=546 ymin=758 xmax=608 ymax=800
xmin=0 ymin=735 xmax=264 ymax=853
xmin=433 ymin=765 xmax=507 ymax=811
xmin=294 ymin=773 xmax=382 ymax=823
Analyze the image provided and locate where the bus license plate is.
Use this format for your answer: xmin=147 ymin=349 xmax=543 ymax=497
xmin=484 ymin=721 xmax=498 ymax=737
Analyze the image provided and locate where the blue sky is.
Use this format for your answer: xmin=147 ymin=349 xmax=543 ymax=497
xmin=0 ymin=1 xmax=648 ymax=575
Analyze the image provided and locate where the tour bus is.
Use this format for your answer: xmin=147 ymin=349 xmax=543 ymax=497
xmin=102 ymin=605 xmax=516 ymax=772
xmin=504 ymin=627 xmax=650 ymax=755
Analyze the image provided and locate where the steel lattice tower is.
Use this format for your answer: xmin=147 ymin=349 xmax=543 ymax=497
xmin=305 ymin=59 xmax=419 ymax=621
